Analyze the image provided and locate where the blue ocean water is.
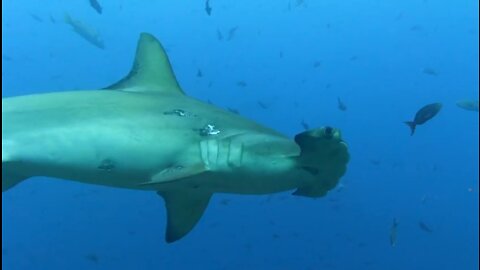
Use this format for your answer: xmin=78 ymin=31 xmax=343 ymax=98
xmin=2 ymin=0 xmax=478 ymax=269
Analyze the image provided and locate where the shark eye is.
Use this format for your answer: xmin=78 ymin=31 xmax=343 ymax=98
xmin=324 ymin=127 xmax=333 ymax=138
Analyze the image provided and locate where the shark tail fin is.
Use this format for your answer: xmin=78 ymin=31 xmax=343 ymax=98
xmin=293 ymin=127 xmax=349 ymax=198
xmin=2 ymin=150 xmax=28 ymax=192
xmin=404 ymin=121 xmax=416 ymax=136
xmin=104 ymin=33 xmax=184 ymax=95
xmin=157 ymin=190 xmax=212 ymax=243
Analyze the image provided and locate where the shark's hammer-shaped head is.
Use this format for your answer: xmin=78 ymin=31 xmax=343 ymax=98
xmin=292 ymin=127 xmax=349 ymax=197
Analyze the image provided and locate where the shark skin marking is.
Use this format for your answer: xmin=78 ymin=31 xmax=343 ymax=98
xmin=1 ymin=33 xmax=350 ymax=243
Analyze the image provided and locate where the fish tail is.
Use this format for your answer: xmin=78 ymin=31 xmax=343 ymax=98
xmin=404 ymin=121 xmax=416 ymax=136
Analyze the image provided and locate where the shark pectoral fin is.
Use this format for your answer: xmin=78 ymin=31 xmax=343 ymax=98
xmin=157 ymin=190 xmax=212 ymax=243
xmin=104 ymin=33 xmax=185 ymax=95
xmin=139 ymin=164 xmax=207 ymax=187
xmin=2 ymin=162 xmax=29 ymax=192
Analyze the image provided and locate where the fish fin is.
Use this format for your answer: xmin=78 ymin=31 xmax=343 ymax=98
xmin=293 ymin=127 xmax=349 ymax=198
xmin=104 ymin=33 xmax=184 ymax=95
xmin=404 ymin=121 xmax=416 ymax=136
xmin=2 ymin=151 xmax=29 ymax=192
xmin=139 ymin=164 xmax=207 ymax=187
xmin=157 ymin=190 xmax=212 ymax=243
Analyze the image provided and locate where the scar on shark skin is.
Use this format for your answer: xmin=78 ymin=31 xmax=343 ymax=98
xmin=98 ymin=158 xmax=116 ymax=171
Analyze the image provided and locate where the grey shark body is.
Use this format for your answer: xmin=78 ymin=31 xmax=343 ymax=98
xmin=2 ymin=33 xmax=349 ymax=243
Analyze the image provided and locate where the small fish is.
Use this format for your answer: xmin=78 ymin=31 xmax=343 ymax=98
xmin=197 ymin=69 xmax=203 ymax=77
xmin=349 ymin=55 xmax=358 ymax=61
xmin=300 ymin=119 xmax=310 ymax=130
xmin=227 ymin=26 xmax=239 ymax=41
xmin=205 ymin=0 xmax=212 ymax=16
xmin=216 ymin=29 xmax=223 ymax=40
xmin=30 ymin=13 xmax=43 ymax=23
xmin=337 ymin=97 xmax=347 ymax=111
xmin=257 ymin=101 xmax=268 ymax=109
xmin=313 ymin=61 xmax=321 ymax=68
xmin=390 ymin=218 xmax=399 ymax=247
xmin=227 ymin=107 xmax=240 ymax=114
xmin=295 ymin=0 xmax=305 ymax=7
xmin=395 ymin=12 xmax=404 ymax=21
xmin=418 ymin=221 xmax=433 ymax=233
xmin=85 ymin=253 xmax=99 ymax=263
xmin=369 ymin=159 xmax=381 ymax=166
xmin=422 ymin=67 xmax=438 ymax=76
xmin=89 ymin=0 xmax=103 ymax=14
xmin=49 ymin=15 xmax=56 ymax=24
xmin=410 ymin=25 xmax=423 ymax=32
xmin=64 ymin=13 xmax=105 ymax=49
xmin=220 ymin=198 xmax=231 ymax=205
xmin=456 ymin=100 xmax=479 ymax=112
xmin=279 ymin=51 xmax=283 ymax=58
xmin=325 ymin=83 xmax=332 ymax=89
xmin=236 ymin=81 xmax=247 ymax=87
xmin=404 ymin=103 xmax=442 ymax=135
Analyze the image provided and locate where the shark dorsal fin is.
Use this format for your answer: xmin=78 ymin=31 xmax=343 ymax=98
xmin=104 ymin=33 xmax=184 ymax=95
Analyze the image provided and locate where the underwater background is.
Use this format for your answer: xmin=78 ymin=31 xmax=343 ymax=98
xmin=2 ymin=0 xmax=478 ymax=269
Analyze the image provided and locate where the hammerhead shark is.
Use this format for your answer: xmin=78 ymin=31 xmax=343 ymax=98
xmin=2 ymin=33 xmax=349 ymax=243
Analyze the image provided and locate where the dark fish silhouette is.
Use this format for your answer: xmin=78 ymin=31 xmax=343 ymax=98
xmin=410 ymin=25 xmax=423 ymax=32
xmin=390 ymin=218 xmax=399 ymax=247
xmin=257 ymin=101 xmax=268 ymax=109
xmin=216 ymin=29 xmax=223 ymax=40
xmin=197 ymin=69 xmax=203 ymax=77
xmin=227 ymin=107 xmax=239 ymax=114
xmin=418 ymin=221 xmax=433 ymax=233
xmin=89 ymin=0 xmax=103 ymax=14
xmin=369 ymin=159 xmax=381 ymax=166
xmin=85 ymin=253 xmax=100 ymax=263
xmin=236 ymin=81 xmax=247 ymax=87
xmin=205 ymin=0 xmax=212 ymax=16
xmin=227 ymin=26 xmax=238 ymax=41
xmin=337 ymin=97 xmax=347 ymax=111
xmin=456 ymin=100 xmax=479 ymax=112
xmin=422 ymin=67 xmax=438 ymax=76
xmin=301 ymin=119 xmax=310 ymax=130
xmin=395 ymin=12 xmax=403 ymax=21
xmin=30 ymin=13 xmax=43 ymax=23
xmin=404 ymin=103 xmax=442 ymax=135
